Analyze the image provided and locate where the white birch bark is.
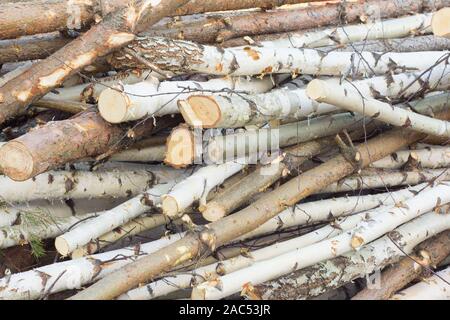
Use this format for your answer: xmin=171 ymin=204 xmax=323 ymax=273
xmin=350 ymin=182 xmax=450 ymax=249
xmin=371 ymin=146 xmax=450 ymax=169
xmin=391 ymin=266 xmax=450 ymax=300
xmin=0 ymin=166 xmax=181 ymax=202
xmin=258 ymin=211 xmax=450 ymax=299
xmin=98 ymin=76 xmax=274 ymax=123
xmin=70 ymin=214 xmax=171 ymax=258
xmin=318 ymin=168 xmax=450 ymax=194
xmin=162 ymin=161 xmax=247 ymax=217
xmin=191 ymin=182 xmax=450 ymax=299
xmin=0 ymin=232 xmax=185 ymax=300
xmin=0 ymin=198 xmax=124 ymax=228
xmin=307 ymin=79 xmax=450 ymax=138
xmin=257 ymin=13 xmax=432 ymax=49
xmin=239 ymin=183 xmax=427 ymax=241
xmin=205 ymin=113 xmax=364 ymax=164
xmin=43 ymin=70 xmax=156 ymax=102
xmin=179 ymin=68 xmax=450 ymax=128
xmin=55 ymin=175 xmax=187 ymax=256
xmin=129 ymin=37 xmax=448 ymax=77
xmin=119 ymin=211 xmax=372 ymax=300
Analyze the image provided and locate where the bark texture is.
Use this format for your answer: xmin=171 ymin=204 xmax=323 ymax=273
xmin=0 ymin=111 xmax=178 ymax=181
xmin=68 ymin=118 xmax=447 ymax=299
xmin=0 ymin=0 xmax=191 ymax=124
xmin=352 ymin=231 xmax=450 ymax=300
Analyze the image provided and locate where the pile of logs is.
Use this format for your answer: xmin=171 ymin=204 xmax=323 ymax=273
xmin=0 ymin=0 xmax=450 ymax=300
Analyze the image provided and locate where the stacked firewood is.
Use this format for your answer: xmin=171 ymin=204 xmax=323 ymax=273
xmin=0 ymin=0 xmax=450 ymax=300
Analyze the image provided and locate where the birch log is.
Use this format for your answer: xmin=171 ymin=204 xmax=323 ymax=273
xmin=318 ymin=168 xmax=450 ymax=194
xmin=0 ymin=198 xmax=121 ymax=228
xmin=350 ymin=182 xmax=450 ymax=249
xmin=191 ymin=182 xmax=450 ymax=299
xmin=179 ymin=68 xmax=450 ymax=128
xmin=109 ymin=37 xmax=449 ymax=77
xmin=255 ymin=213 xmax=450 ymax=300
xmin=55 ymin=178 xmax=186 ymax=256
xmin=371 ymin=146 xmax=450 ymax=169
xmin=110 ymin=144 xmax=166 ymax=163
xmin=307 ymin=79 xmax=450 ymax=138
xmin=0 ymin=167 xmax=178 ymax=202
xmin=70 ymin=214 xmax=170 ymax=259
xmin=98 ymin=76 xmax=274 ymax=123
xmin=0 ymin=111 xmax=178 ymax=181
xmin=68 ymin=122 xmax=443 ymax=300
xmin=432 ymin=8 xmax=450 ymax=38
xmin=0 ymin=0 xmax=191 ymax=124
xmin=391 ymin=266 xmax=450 ymax=300
xmin=162 ymin=161 xmax=247 ymax=218
xmin=0 ymin=232 xmax=185 ymax=300
xmin=244 ymin=13 xmax=433 ymax=49
xmin=120 ymin=212 xmax=371 ymax=300
xmin=352 ymin=230 xmax=450 ymax=300
xmin=204 ymin=113 xmax=365 ymax=164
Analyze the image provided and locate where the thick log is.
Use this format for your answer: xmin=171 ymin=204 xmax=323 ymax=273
xmin=0 ymin=0 xmax=191 ymax=124
xmin=0 ymin=1 xmax=324 ymax=40
xmin=255 ymin=215 xmax=450 ymax=300
xmin=0 ymin=167 xmax=168 ymax=202
xmin=307 ymin=79 xmax=450 ymax=138
xmin=0 ymin=33 xmax=71 ymax=64
xmin=0 ymin=111 xmax=179 ymax=181
xmin=109 ymin=37 xmax=449 ymax=77
xmin=432 ymin=7 xmax=450 ymax=38
xmin=353 ymin=230 xmax=450 ymax=300
xmin=68 ymin=116 xmax=448 ymax=299
xmin=98 ymin=76 xmax=274 ymax=123
xmin=146 ymin=0 xmax=450 ymax=44
xmin=226 ymin=13 xmax=433 ymax=49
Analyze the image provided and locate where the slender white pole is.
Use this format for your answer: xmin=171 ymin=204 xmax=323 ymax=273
xmin=307 ymin=79 xmax=450 ymax=138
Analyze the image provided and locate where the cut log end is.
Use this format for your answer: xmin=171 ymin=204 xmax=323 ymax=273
xmin=179 ymin=96 xmax=221 ymax=128
xmin=161 ymin=195 xmax=180 ymax=218
xmin=305 ymin=79 xmax=328 ymax=102
xmin=201 ymin=201 xmax=227 ymax=222
xmin=98 ymin=88 xmax=131 ymax=124
xmin=54 ymin=236 xmax=71 ymax=257
xmin=0 ymin=142 xmax=35 ymax=181
xmin=432 ymin=8 xmax=450 ymax=38
xmin=70 ymin=247 xmax=88 ymax=259
xmin=164 ymin=126 xmax=195 ymax=168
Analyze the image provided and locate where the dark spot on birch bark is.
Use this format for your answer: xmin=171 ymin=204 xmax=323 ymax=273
xmin=64 ymin=178 xmax=75 ymax=193
xmin=48 ymin=174 xmax=54 ymax=184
